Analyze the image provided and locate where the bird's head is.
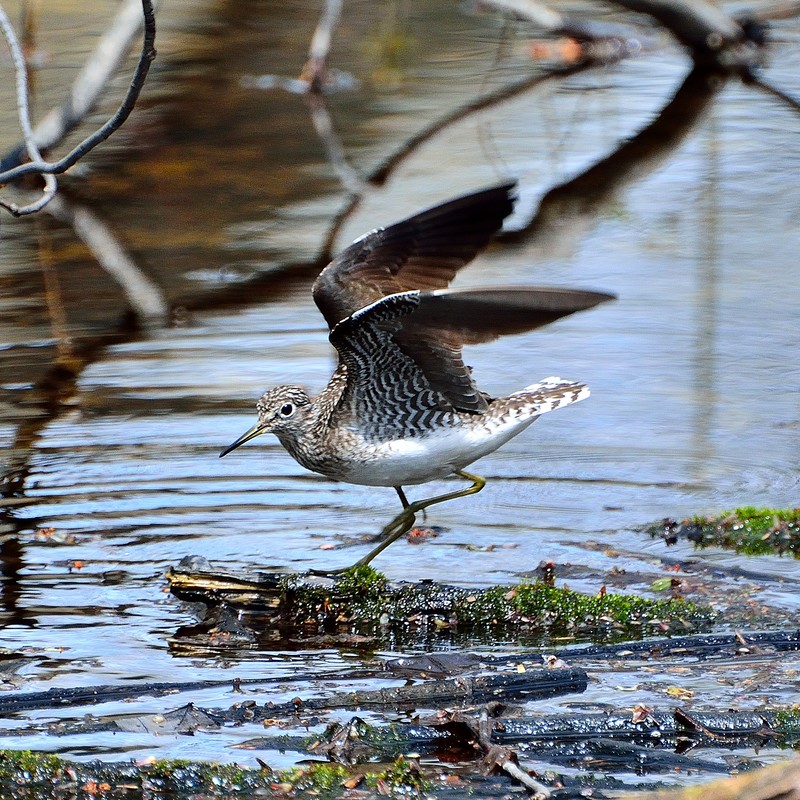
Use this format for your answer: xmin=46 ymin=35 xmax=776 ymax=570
xmin=219 ymin=385 xmax=312 ymax=457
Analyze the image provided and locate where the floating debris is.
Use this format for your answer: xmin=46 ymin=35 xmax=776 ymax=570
xmin=651 ymin=507 xmax=800 ymax=557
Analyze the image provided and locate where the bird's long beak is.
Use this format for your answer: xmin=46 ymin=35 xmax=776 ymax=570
xmin=219 ymin=422 xmax=266 ymax=458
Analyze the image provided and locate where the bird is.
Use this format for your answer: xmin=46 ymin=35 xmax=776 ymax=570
xmin=220 ymin=183 xmax=614 ymax=572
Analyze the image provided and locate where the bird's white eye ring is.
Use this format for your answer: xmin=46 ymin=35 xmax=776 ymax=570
xmin=280 ymin=403 xmax=295 ymax=417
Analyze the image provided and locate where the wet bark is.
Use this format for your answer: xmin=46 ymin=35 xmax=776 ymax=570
xmin=164 ymin=558 xmax=712 ymax=643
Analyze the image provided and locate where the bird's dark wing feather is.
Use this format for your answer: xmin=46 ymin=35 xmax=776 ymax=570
xmin=329 ymin=288 xmax=615 ymax=418
xmin=313 ymin=183 xmax=516 ymax=329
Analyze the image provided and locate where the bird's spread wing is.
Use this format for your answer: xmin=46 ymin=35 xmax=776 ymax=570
xmin=312 ymin=183 xmax=516 ymax=329
xmin=329 ymin=288 xmax=615 ymax=420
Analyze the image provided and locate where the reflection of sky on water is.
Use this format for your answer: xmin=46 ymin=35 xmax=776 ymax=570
xmin=0 ymin=0 xmax=798 ymax=770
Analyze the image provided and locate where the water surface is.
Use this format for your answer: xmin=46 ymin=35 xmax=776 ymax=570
xmin=1 ymin=0 xmax=799 ymax=777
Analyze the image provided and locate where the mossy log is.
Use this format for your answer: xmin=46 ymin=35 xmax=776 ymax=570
xmin=166 ymin=560 xmax=713 ymax=638
xmin=2 ymin=748 xmax=800 ymax=800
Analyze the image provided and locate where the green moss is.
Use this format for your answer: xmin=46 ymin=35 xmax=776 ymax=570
xmin=0 ymin=750 xmax=274 ymax=795
xmin=0 ymin=749 xmax=429 ymax=798
xmin=455 ymin=581 xmax=710 ymax=633
xmin=335 ymin=565 xmax=389 ymax=595
xmin=0 ymin=749 xmax=63 ymax=782
xmin=773 ymin=706 xmax=800 ymax=732
xmin=280 ymin=763 xmax=349 ymax=792
xmin=282 ymin=565 xmax=392 ymax=625
xmin=652 ymin=507 xmax=800 ymax=557
xmin=137 ymin=759 xmax=274 ymax=793
xmin=365 ymin=755 xmax=430 ymax=794
xmin=148 ymin=756 xmax=192 ymax=774
xmin=282 ymin=567 xmax=712 ymax=637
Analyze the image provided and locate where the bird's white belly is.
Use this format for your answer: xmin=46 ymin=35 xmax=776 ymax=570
xmin=336 ymin=418 xmax=536 ymax=487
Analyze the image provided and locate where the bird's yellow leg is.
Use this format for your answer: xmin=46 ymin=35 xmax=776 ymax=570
xmin=311 ymin=471 xmax=486 ymax=575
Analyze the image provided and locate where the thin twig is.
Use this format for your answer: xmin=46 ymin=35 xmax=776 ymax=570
xmin=0 ymin=3 xmax=56 ymax=214
xmin=0 ymin=0 xmax=156 ymax=214
xmin=478 ymin=707 xmax=552 ymax=797
xmin=501 ymin=760 xmax=552 ymax=798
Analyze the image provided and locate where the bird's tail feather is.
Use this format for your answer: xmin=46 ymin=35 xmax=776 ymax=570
xmin=513 ymin=376 xmax=590 ymax=415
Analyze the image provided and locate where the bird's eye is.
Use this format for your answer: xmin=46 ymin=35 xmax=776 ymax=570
xmin=280 ymin=402 xmax=295 ymax=417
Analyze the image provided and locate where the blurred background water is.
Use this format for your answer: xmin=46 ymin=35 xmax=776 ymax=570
xmin=0 ymin=0 xmax=798 ymax=771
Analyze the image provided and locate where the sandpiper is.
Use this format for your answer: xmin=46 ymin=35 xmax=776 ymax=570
xmin=221 ymin=183 xmax=613 ymax=571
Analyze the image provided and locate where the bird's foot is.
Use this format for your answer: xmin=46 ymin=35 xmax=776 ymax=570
xmin=308 ymin=512 xmax=417 ymax=575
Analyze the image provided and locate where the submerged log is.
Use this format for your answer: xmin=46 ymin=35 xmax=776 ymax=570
xmin=530 ymin=629 xmax=800 ymax=662
xmin=6 ymin=630 xmax=796 ymax=716
xmin=236 ymin=707 xmax=800 ymax=756
xmin=0 ymin=657 xmax=577 ymax=716
xmin=1 ymin=743 xmax=799 ymax=800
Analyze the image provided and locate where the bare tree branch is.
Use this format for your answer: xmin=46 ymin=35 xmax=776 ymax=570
xmin=0 ymin=0 xmax=156 ymax=215
xmin=0 ymin=3 xmax=56 ymax=214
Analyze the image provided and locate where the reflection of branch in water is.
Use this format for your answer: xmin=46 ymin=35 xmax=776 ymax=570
xmin=0 ymin=537 xmax=34 ymax=627
xmin=195 ymin=76 xmax=600 ymax=302
xmin=367 ymin=64 xmax=590 ymax=187
xmin=300 ymin=71 xmax=598 ymax=263
xmin=479 ymin=0 xmax=641 ymax=43
xmin=0 ymin=198 xmax=167 ymax=502
xmin=192 ymin=60 xmax=715 ymax=297
xmin=480 ymin=0 xmax=571 ymax=34
xmin=0 ymin=324 xmax=133 ymax=501
xmin=45 ymin=196 xmax=169 ymax=326
xmin=504 ymin=65 xmax=728 ymax=255
xmin=39 ymin=230 xmax=75 ymax=361
xmin=748 ymin=74 xmax=800 ymax=114
xmin=0 ymin=196 xmax=164 ymax=498
xmin=301 ymin=0 xmax=343 ymax=91
xmin=305 ymin=92 xmax=365 ymax=195
xmin=609 ymin=0 xmax=743 ymax=59
xmin=240 ymin=0 xmax=355 ymax=96
xmin=315 ymin=64 xmax=595 ymax=262
xmin=0 ymin=211 xmax=138 ymax=501
xmin=317 ymin=192 xmax=363 ymax=271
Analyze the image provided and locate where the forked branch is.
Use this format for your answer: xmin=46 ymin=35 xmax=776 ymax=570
xmin=0 ymin=0 xmax=156 ymax=215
